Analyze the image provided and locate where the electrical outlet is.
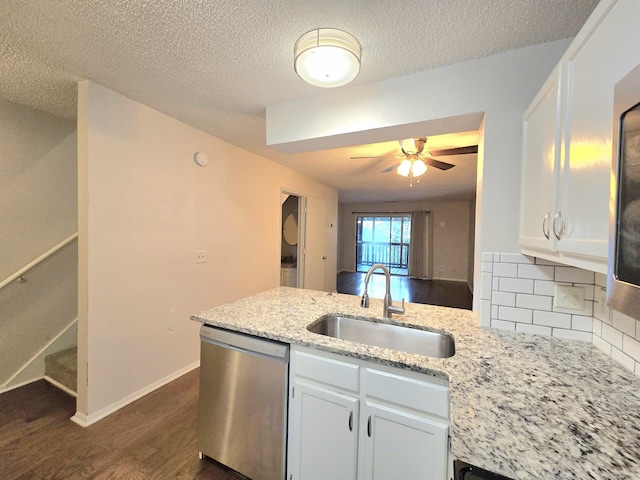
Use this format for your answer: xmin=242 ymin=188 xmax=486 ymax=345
xmin=195 ymin=250 xmax=206 ymax=264
xmin=596 ymin=286 xmax=608 ymax=317
xmin=554 ymin=285 xmax=585 ymax=310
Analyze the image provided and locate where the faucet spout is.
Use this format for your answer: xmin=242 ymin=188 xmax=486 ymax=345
xmin=360 ymin=264 xmax=405 ymax=319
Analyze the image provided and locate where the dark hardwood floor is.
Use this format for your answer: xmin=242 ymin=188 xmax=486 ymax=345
xmin=0 ymin=370 xmax=245 ymax=480
xmin=337 ymin=271 xmax=473 ymax=310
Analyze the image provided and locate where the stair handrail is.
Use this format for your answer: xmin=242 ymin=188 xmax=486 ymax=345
xmin=0 ymin=232 xmax=78 ymax=291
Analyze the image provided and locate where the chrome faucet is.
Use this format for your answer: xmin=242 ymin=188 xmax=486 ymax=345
xmin=360 ymin=264 xmax=405 ymax=319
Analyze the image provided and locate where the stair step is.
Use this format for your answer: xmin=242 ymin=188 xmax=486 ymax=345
xmin=45 ymin=346 xmax=77 ymax=395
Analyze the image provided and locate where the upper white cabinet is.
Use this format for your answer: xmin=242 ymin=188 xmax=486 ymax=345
xmin=520 ymin=0 xmax=640 ymax=273
xmin=520 ymin=63 xmax=563 ymax=253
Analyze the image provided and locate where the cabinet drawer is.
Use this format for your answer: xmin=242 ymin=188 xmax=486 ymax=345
xmin=365 ymin=368 xmax=449 ymax=418
xmin=294 ymin=350 xmax=360 ymax=393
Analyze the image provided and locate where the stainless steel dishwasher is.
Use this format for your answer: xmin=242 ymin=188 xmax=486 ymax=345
xmin=198 ymin=324 xmax=289 ymax=480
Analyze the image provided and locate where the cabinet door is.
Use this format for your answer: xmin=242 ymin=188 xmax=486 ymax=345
xmin=560 ymin=0 xmax=640 ymax=263
xmin=291 ymin=382 xmax=358 ymax=480
xmin=520 ymin=63 xmax=563 ymax=253
xmin=362 ymin=402 xmax=448 ymax=480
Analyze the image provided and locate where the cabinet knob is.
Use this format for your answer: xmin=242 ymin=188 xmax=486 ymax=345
xmin=542 ymin=213 xmax=550 ymax=240
xmin=552 ymin=211 xmax=565 ymax=240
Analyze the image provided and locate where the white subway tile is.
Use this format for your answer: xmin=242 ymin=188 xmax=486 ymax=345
xmin=593 ymin=334 xmax=612 ymax=355
xmin=516 ymin=323 xmax=552 ymax=336
xmin=491 ymin=305 xmax=498 ymax=318
xmin=492 ymin=291 xmax=516 ymax=307
xmin=534 ymin=280 xmax=558 ymax=296
xmin=602 ymin=324 xmax=624 ymax=350
xmin=623 ymin=335 xmax=640 ymax=363
xmin=572 ymin=315 xmax=593 ymax=332
xmin=611 ymin=347 xmax=636 ymax=372
xmin=482 ymin=261 xmax=493 ymax=273
xmin=594 ymin=272 xmax=607 ymax=287
xmin=498 ymin=306 xmax=533 ymax=323
xmin=480 ymin=299 xmax=492 ymax=327
xmin=516 ymin=293 xmax=552 ymax=311
xmin=593 ymin=319 xmax=603 ymax=336
xmin=493 ymin=277 xmax=500 ymax=290
xmin=554 ymin=267 xmax=595 ymax=284
xmin=491 ymin=319 xmax=516 ymax=331
xmin=482 ymin=252 xmax=494 ymax=262
xmin=517 ymin=264 xmax=554 ymax=280
xmin=637 ymin=320 xmax=640 ymax=341
xmin=499 ymin=277 xmax=534 ymax=294
xmin=552 ymin=329 xmax=592 ymax=342
xmin=612 ymin=310 xmax=636 ymax=337
xmin=499 ymin=253 xmax=534 ymax=264
xmin=534 ymin=257 xmax=563 ymax=267
xmin=533 ymin=311 xmax=571 ymax=329
xmin=481 ymin=272 xmax=492 ymax=300
xmin=493 ymin=263 xmax=518 ymax=278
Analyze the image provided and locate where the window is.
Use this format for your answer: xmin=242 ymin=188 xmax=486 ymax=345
xmin=356 ymin=215 xmax=411 ymax=275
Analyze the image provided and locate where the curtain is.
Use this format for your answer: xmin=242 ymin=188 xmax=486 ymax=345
xmin=409 ymin=211 xmax=431 ymax=279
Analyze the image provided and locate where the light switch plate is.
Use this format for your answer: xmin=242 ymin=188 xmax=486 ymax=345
xmin=195 ymin=250 xmax=206 ymax=264
xmin=554 ymin=285 xmax=585 ymax=310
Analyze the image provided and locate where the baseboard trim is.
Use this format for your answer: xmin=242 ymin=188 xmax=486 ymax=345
xmin=71 ymin=360 xmax=200 ymax=428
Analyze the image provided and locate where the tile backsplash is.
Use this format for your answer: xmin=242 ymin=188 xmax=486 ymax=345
xmin=481 ymin=252 xmax=640 ymax=377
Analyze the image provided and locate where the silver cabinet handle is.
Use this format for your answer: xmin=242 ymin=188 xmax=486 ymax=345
xmin=367 ymin=415 xmax=372 ymax=437
xmin=552 ymin=211 xmax=564 ymax=240
xmin=542 ymin=213 xmax=550 ymax=240
xmin=348 ymin=411 xmax=353 ymax=431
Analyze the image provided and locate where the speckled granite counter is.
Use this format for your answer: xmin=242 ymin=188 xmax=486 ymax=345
xmin=192 ymin=287 xmax=640 ymax=480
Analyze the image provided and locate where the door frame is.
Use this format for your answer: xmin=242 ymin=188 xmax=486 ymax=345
xmin=280 ymin=189 xmax=306 ymax=288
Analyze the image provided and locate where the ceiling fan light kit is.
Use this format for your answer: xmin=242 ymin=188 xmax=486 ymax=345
xmin=294 ymin=28 xmax=361 ymax=88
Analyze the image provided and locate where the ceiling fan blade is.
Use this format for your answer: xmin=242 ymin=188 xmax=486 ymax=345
xmin=424 ymin=157 xmax=455 ymax=170
xmin=428 ymin=145 xmax=478 ymax=156
xmin=350 ymin=156 xmax=385 ymax=160
xmin=381 ymin=162 xmax=401 ymax=173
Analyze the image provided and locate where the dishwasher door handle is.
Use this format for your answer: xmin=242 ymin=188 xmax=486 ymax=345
xmin=200 ymin=325 xmax=289 ymax=360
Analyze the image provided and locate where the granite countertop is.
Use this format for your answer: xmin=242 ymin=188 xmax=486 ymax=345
xmin=192 ymin=287 xmax=640 ymax=480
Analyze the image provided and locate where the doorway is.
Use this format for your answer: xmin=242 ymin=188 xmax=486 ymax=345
xmin=281 ymin=193 xmax=302 ymax=287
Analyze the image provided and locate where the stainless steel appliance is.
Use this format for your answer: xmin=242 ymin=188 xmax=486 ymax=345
xmin=198 ymin=325 xmax=289 ymax=480
xmin=454 ymin=460 xmax=514 ymax=480
xmin=608 ymin=63 xmax=640 ymax=320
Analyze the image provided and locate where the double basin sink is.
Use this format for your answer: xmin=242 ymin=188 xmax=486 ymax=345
xmin=307 ymin=313 xmax=455 ymax=358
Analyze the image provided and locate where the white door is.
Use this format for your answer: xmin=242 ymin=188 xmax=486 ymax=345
xmin=362 ymin=402 xmax=449 ymax=480
xmin=291 ymin=383 xmax=358 ymax=480
xmin=304 ymin=197 xmax=327 ymax=291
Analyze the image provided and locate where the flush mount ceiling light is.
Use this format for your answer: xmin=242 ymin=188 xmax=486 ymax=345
xmin=294 ymin=28 xmax=361 ymax=88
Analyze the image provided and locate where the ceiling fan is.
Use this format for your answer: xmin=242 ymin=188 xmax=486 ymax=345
xmin=351 ymin=137 xmax=478 ymax=186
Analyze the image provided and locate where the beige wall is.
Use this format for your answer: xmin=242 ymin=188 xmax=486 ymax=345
xmin=76 ymin=81 xmax=337 ymax=424
xmin=339 ymin=200 xmax=471 ymax=282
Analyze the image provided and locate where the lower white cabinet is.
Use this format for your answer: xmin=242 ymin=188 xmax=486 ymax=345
xmin=289 ymin=347 xmax=450 ymax=480
xmin=363 ymin=402 xmax=449 ymax=480
xmin=290 ymin=383 xmax=358 ymax=480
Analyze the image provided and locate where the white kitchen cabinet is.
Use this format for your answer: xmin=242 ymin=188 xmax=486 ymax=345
xmin=520 ymin=0 xmax=640 ymax=273
xmin=289 ymin=347 xmax=450 ymax=480
xmin=290 ymin=383 xmax=358 ymax=480
xmin=363 ymin=402 xmax=448 ymax=480
xmin=520 ymin=63 xmax=563 ymax=254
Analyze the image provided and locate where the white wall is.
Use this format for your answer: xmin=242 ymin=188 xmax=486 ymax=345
xmin=0 ymin=99 xmax=77 ymax=280
xmin=339 ymin=201 xmax=471 ymax=282
xmin=0 ymin=99 xmax=77 ymax=390
xmin=267 ymin=39 xmax=572 ymax=315
xmin=76 ymin=81 xmax=338 ymax=424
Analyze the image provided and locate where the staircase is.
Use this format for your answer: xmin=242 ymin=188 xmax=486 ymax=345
xmin=45 ymin=347 xmax=77 ymax=396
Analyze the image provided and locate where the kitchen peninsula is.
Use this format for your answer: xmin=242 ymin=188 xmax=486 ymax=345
xmin=192 ymin=287 xmax=640 ymax=479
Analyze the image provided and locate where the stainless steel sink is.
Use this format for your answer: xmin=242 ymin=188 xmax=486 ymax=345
xmin=307 ymin=314 xmax=455 ymax=358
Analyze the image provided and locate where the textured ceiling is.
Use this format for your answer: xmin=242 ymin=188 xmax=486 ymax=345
xmin=0 ymin=0 xmax=599 ymax=202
